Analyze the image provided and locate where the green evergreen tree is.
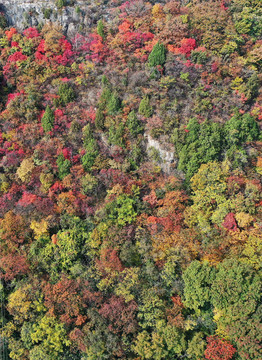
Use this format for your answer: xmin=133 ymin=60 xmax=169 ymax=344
xmin=99 ymin=87 xmax=112 ymax=110
xmin=82 ymin=124 xmax=93 ymax=147
xmin=41 ymin=106 xmax=54 ymax=132
xmin=58 ymin=83 xmax=76 ymax=106
xmin=56 ymin=154 xmax=71 ymax=180
xmin=138 ymin=96 xmax=153 ymax=118
xmin=127 ymin=110 xmax=143 ymax=136
xmin=97 ymin=20 xmax=105 ymax=40
xmin=101 ymin=75 xmax=109 ymax=87
xmin=225 ymin=113 xmax=260 ymax=145
xmin=148 ymin=42 xmax=167 ymax=67
xmin=108 ymin=122 xmax=125 ymax=147
xmin=56 ymin=0 xmax=67 ymax=10
xmin=95 ymin=107 xmax=105 ymax=130
xmin=81 ymin=152 xmax=97 ymax=172
xmin=108 ymin=92 xmax=121 ymax=115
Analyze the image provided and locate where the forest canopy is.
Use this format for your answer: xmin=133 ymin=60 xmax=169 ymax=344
xmin=0 ymin=1 xmax=261 ymax=359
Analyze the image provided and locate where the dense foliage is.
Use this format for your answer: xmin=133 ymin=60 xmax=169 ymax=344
xmin=0 ymin=1 xmax=261 ymax=359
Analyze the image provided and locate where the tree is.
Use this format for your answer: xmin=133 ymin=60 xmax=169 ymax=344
xmin=225 ymin=113 xmax=260 ymax=146
xmin=41 ymin=106 xmax=54 ymax=132
xmin=139 ymin=96 xmax=153 ymax=118
xmin=211 ymin=259 xmax=262 ymax=359
xmin=240 ymin=229 xmax=262 ymax=270
xmin=29 ymin=216 xmax=93 ymax=280
xmin=99 ymin=295 xmax=138 ymax=335
xmin=0 ymin=254 xmax=29 ymax=281
xmin=107 ymin=194 xmax=137 ymax=227
xmin=148 ymin=42 xmax=167 ymax=67
xmin=204 ymin=336 xmax=236 ymax=360
xmin=175 ymin=38 xmax=196 ymax=57
xmin=0 ymin=13 xmax=7 ymax=29
xmin=57 ymin=83 xmax=76 ymax=106
xmin=95 ymin=107 xmax=105 ymax=130
xmin=222 ymin=212 xmax=238 ymax=231
xmin=31 ymin=315 xmax=70 ymax=359
xmin=56 ymin=0 xmax=67 ymax=9
xmin=81 ymin=173 xmax=98 ymax=195
xmin=185 ymin=161 xmax=229 ymax=232
xmin=16 ymin=158 xmax=35 ymax=183
xmin=127 ymin=110 xmax=143 ymax=137
xmin=0 ymin=211 xmax=29 ymax=253
xmin=187 ymin=332 xmax=206 ymax=359
xmin=56 ymin=154 xmax=71 ymax=180
xmin=137 ymin=290 xmax=165 ymax=330
xmin=133 ymin=320 xmax=186 ymax=359
xmin=81 ymin=137 xmax=98 ymax=172
xmin=97 ymin=20 xmax=105 ymax=40
xmin=182 ymin=260 xmax=216 ymax=313
xmin=43 ymin=276 xmax=88 ymax=326
xmin=176 ymin=119 xmax=224 ymax=182
xmin=107 ymin=92 xmax=121 ymax=115
xmin=7 ymin=281 xmax=44 ymax=324
xmin=211 ymin=259 xmax=261 ymax=324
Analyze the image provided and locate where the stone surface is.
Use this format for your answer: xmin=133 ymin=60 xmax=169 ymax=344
xmin=145 ymin=133 xmax=177 ymax=174
xmin=0 ymin=0 xmax=108 ymax=37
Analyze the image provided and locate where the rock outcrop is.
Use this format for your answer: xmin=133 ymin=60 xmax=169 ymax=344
xmin=0 ymin=0 xmax=108 ymax=37
xmin=145 ymin=134 xmax=177 ymax=174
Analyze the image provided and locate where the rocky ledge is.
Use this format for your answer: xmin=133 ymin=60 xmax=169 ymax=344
xmin=0 ymin=0 xmax=108 ymax=37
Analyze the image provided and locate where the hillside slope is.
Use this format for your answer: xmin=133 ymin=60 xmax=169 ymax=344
xmin=0 ymin=1 xmax=261 ymax=359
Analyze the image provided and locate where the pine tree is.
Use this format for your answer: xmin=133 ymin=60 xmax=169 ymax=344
xmin=148 ymin=42 xmax=167 ymax=67
xmin=58 ymin=83 xmax=76 ymax=106
xmin=99 ymin=87 xmax=112 ymax=110
xmin=56 ymin=0 xmax=67 ymax=9
xmin=56 ymin=154 xmax=71 ymax=180
xmin=138 ymin=96 xmax=153 ymax=118
xmin=97 ymin=20 xmax=105 ymax=40
xmin=95 ymin=107 xmax=105 ymax=130
xmin=108 ymin=92 xmax=121 ymax=115
xmin=127 ymin=110 xmax=143 ymax=136
xmin=41 ymin=106 xmax=54 ymax=132
xmin=101 ymin=75 xmax=109 ymax=87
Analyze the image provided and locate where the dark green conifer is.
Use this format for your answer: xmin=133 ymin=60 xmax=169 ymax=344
xmin=127 ymin=110 xmax=143 ymax=136
xmin=95 ymin=107 xmax=105 ymax=130
xmin=97 ymin=20 xmax=105 ymax=40
xmin=108 ymin=92 xmax=121 ymax=115
xmin=148 ymin=42 xmax=167 ymax=67
xmin=58 ymin=83 xmax=76 ymax=106
xmin=41 ymin=105 xmax=54 ymax=132
xmin=56 ymin=154 xmax=71 ymax=180
xmin=138 ymin=96 xmax=153 ymax=118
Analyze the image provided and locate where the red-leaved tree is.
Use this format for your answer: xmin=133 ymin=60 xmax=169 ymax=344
xmin=205 ymin=336 xmax=237 ymax=360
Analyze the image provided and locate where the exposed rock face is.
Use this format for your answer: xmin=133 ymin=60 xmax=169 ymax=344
xmin=145 ymin=134 xmax=177 ymax=174
xmin=0 ymin=0 xmax=107 ymax=37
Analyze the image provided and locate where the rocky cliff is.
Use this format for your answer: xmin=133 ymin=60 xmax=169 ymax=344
xmin=145 ymin=134 xmax=177 ymax=174
xmin=0 ymin=0 xmax=109 ymax=37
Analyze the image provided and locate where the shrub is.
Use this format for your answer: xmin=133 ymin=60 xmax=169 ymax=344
xmin=0 ymin=14 xmax=7 ymax=29
xmin=43 ymin=8 xmax=52 ymax=19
